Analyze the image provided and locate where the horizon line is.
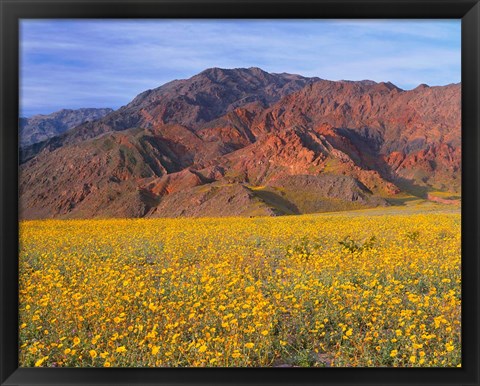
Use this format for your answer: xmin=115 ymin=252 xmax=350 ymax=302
xmin=20 ymin=66 xmax=462 ymax=118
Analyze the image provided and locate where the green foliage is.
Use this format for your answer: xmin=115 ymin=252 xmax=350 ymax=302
xmin=286 ymin=236 xmax=314 ymax=261
xmin=405 ymin=230 xmax=420 ymax=242
xmin=339 ymin=235 xmax=376 ymax=254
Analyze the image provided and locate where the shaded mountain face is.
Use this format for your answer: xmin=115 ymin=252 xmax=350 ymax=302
xmin=19 ymin=67 xmax=461 ymax=219
xmin=19 ymin=108 xmax=113 ymax=147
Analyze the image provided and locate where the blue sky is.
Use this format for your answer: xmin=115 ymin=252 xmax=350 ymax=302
xmin=20 ymin=19 xmax=461 ymax=117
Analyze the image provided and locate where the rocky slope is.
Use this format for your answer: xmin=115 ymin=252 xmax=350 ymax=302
xmin=20 ymin=68 xmax=318 ymax=162
xmin=19 ymin=68 xmax=461 ymax=219
xmin=19 ymin=108 xmax=113 ymax=147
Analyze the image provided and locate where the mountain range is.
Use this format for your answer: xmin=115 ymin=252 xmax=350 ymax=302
xmin=19 ymin=67 xmax=461 ymax=219
xmin=20 ymin=108 xmax=113 ymax=147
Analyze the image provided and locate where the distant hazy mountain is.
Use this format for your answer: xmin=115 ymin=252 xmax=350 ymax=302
xmin=20 ymin=107 xmax=113 ymax=147
xmin=19 ymin=67 xmax=460 ymax=219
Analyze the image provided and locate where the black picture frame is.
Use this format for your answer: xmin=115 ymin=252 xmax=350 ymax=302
xmin=1 ymin=0 xmax=479 ymax=385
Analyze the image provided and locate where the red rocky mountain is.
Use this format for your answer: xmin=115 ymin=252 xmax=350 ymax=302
xmin=19 ymin=67 xmax=461 ymax=219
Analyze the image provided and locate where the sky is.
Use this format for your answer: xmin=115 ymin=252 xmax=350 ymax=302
xmin=20 ymin=19 xmax=461 ymax=117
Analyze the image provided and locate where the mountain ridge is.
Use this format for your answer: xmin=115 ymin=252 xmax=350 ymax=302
xmin=20 ymin=107 xmax=113 ymax=147
xmin=19 ymin=67 xmax=461 ymax=219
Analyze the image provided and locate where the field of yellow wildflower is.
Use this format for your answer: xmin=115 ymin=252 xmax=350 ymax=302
xmin=19 ymin=203 xmax=461 ymax=367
